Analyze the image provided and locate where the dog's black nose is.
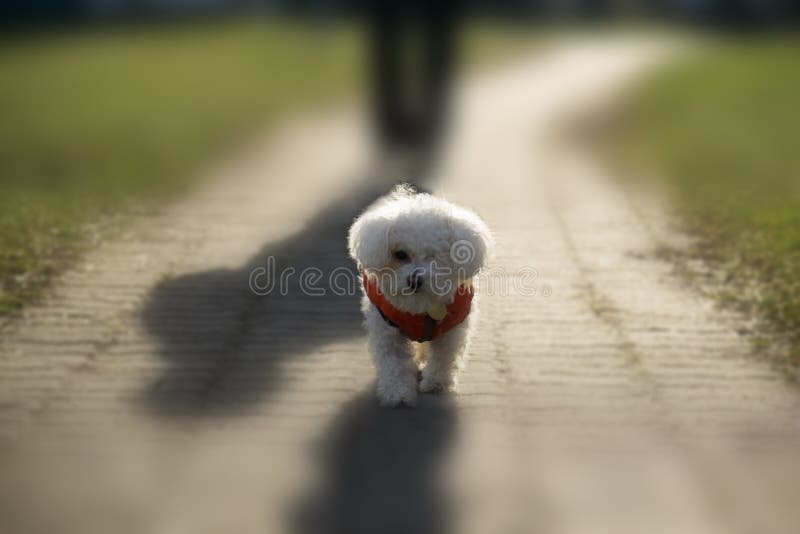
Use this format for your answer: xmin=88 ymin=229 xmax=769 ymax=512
xmin=406 ymin=273 xmax=424 ymax=291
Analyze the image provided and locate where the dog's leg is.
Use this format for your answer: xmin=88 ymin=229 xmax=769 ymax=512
xmin=420 ymin=314 xmax=472 ymax=394
xmin=364 ymin=304 xmax=418 ymax=407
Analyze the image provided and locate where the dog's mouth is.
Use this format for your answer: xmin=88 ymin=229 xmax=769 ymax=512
xmin=397 ymin=285 xmax=424 ymax=297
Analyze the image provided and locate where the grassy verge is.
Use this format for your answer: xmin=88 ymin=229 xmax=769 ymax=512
xmin=610 ymin=36 xmax=800 ymax=366
xmin=0 ymin=18 xmax=364 ymax=314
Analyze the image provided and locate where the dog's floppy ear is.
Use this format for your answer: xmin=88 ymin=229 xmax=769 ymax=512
xmin=450 ymin=212 xmax=494 ymax=280
xmin=348 ymin=210 xmax=392 ymax=271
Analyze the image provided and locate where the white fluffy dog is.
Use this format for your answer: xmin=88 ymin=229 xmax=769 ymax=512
xmin=348 ymin=185 xmax=493 ymax=407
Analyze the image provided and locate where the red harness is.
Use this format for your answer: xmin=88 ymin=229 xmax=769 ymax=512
xmin=363 ymin=273 xmax=474 ymax=342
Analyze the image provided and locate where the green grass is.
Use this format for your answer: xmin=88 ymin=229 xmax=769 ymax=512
xmin=612 ymin=37 xmax=800 ymax=363
xmin=0 ymin=18 xmax=364 ymax=314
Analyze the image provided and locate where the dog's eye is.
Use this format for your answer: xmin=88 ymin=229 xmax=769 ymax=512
xmin=394 ymin=250 xmax=409 ymax=261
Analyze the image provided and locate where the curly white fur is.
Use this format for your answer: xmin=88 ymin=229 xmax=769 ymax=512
xmin=349 ymin=185 xmax=493 ymax=407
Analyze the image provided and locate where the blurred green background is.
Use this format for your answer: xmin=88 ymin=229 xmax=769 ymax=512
xmin=0 ymin=19 xmax=363 ymax=313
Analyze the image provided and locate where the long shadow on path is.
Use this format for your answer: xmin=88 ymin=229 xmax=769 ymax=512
xmin=140 ymin=173 xmax=425 ymax=416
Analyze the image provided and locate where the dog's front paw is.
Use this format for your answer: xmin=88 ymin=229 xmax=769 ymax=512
xmin=419 ymin=371 xmax=456 ymax=394
xmin=376 ymin=379 xmax=418 ymax=408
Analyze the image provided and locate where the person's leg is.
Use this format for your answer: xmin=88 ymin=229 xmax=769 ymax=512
xmin=367 ymin=0 xmax=405 ymax=151
xmin=419 ymin=0 xmax=459 ymax=154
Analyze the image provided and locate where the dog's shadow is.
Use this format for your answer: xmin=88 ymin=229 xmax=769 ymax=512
xmin=139 ymin=174 xmax=426 ymax=416
xmin=291 ymin=390 xmax=457 ymax=534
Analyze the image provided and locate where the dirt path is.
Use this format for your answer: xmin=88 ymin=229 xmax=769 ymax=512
xmin=1 ymin=37 xmax=799 ymax=534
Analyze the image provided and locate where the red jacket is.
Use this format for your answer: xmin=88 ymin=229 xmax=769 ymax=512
xmin=363 ymin=273 xmax=474 ymax=342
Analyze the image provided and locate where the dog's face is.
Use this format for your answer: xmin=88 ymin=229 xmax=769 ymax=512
xmin=349 ymin=186 xmax=493 ymax=314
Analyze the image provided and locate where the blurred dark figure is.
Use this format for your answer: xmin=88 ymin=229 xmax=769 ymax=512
xmin=366 ymin=0 xmax=461 ymax=179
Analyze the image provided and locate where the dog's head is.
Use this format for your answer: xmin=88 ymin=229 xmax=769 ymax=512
xmin=348 ymin=184 xmax=494 ymax=314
